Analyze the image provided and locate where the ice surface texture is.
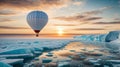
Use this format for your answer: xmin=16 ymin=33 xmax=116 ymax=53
xmin=0 ymin=39 xmax=71 ymax=66
xmin=0 ymin=39 xmax=70 ymax=54
xmin=74 ymin=34 xmax=107 ymax=42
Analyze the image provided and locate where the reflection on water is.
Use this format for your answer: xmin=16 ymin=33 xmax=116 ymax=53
xmin=26 ymin=41 xmax=120 ymax=67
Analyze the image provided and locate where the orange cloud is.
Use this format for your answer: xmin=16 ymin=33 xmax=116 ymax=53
xmin=0 ymin=18 xmax=14 ymax=22
xmin=72 ymin=28 xmax=105 ymax=30
xmin=54 ymin=15 xmax=102 ymax=22
xmin=0 ymin=0 xmax=69 ymax=10
xmin=0 ymin=26 xmax=29 ymax=29
xmin=53 ymin=24 xmax=77 ymax=26
xmin=0 ymin=9 xmax=17 ymax=15
xmin=93 ymin=21 xmax=120 ymax=24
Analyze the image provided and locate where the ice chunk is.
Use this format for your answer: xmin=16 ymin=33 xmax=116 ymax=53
xmin=0 ymin=54 xmax=33 ymax=59
xmin=30 ymin=47 xmax=43 ymax=56
xmin=84 ymin=58 xmax=102 ymax=65
xmin=105 ymin=31 xmax=120 ymax=42
xmin=0 ymin=62 xmax=12 ymax=67
xmin=107 ymin=60 xmax=120 ymax=64
xmin=42 ymin=58 xmax=52 ymax=63
xmin=0 ymin=48 xmax=34 ymax=59
xmin=0 ymin=59 xmax=23 ymax=65
xmin=113 ymin=64 xmax=120 ymax=67
xmin=69 ymin=50 xmax=75 ymax=52
xmin=0 ymin=58 xmax=6 ymax=60
xmin=0 ymin=48 xmax=33 ymax=55
xmin=58 ymin=61 xmax=70 ymax=67
xmin=46 ymin=52 xmax=53 ymax=57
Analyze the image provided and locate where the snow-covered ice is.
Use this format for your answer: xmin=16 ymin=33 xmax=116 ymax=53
xmin=0 ymin=39 xmax=70 ymax=55
xmin=110 ymin=39 xmax=120 ymax=43
xmin=0 ymin=38 xmax=71 ymax=66
xmin=74 ymin=30 xmax=120 ymax=43
xmin=74 ymin=34 xmax=107 ymax=42
xmin=105 ymin=31 xmax=120 ymax=42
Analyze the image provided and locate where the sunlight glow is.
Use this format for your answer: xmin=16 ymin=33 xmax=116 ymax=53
xmin=57 ymin=27 xmax=64 ymax=36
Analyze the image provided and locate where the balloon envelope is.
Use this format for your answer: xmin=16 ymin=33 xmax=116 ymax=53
xmin=27 ymin=11 xmax=48 ymax=36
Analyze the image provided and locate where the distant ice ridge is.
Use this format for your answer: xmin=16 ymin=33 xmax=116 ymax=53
xmin=74 ymin=34 xmax=107 ymax=42
xmin=74 ymin=30 xmax=120 ymax=43
xmin=74 ymin=31 xmax=120 ymax=52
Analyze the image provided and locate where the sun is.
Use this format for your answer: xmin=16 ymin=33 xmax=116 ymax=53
xmin=57 ymin=27 xmax=64 ymax=36
xmin=58 ymin=30 xmax=63 ymax=36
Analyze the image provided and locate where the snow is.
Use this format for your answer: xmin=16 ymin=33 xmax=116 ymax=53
xmin=105 ymin=31 xmax=120 ymax=42
xmin=110 ymin=39 xmax=120 ymax=43
xmin=105 ymin=42 xmax=120 ymax=50
xmin=109 ymin=39 xmax=120 ymax=50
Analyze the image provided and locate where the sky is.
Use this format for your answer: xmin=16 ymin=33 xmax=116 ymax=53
xmin=0 ymin=0 xmax=120 ymax=38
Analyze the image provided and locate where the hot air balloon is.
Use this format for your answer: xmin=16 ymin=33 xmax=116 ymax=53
xmin=27 ymin=11 xmax=48 ymax=37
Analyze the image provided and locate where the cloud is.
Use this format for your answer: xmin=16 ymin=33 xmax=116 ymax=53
xmin=84 ymin=17 xmax=102 ymax=21
xmin=72 ymin=1 xmax=82 ymax=6
xmin=0 ymin=26 xmax=29 ymax=29
xmin=54 ymin=15 xmax=85 ymax=21
xmin=94 ymin=21 xmax=120 ymax=24
xmin=54 ymin=15 xmax=102 ymax=22
xmin=83 ymin=7 xmax=111 ymax=16
xmin=0 ymin=9 xmax=16 ymax=15
xmin=54 ymin=7 xmax=111 ymax=22
xmin=73 ymin=28 xmax=105 ymax=30
xmin=114 ymin=18 xmax=120 ymax=21
xmin=0 ymin=0 xmax=74 ymax=10
xmin=53 ymin=24 xmax=77 ymax=26
xmin=73 ymin=2 xmax=82 ymax=6
xmin=0 ymin=18 xmax=14 ymax=22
